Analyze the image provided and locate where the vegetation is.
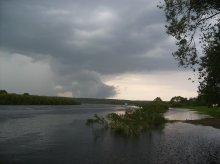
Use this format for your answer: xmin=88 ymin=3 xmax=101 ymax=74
xmin=77 ymin=98 xmax=150 ymax=105
xmin=185 ymin=106 xmax=220 ymax=118
xmin=170 ymin=96 xmax=188 ymax=107
xmin=159 ymin=0 xmax=220 ymax=105
xmin=0 ymin=90 xmax=150 ymax=105
xmin=169 ymin=96 xmax=199 ymax=107
xmin=198 ymin=42 xmax=220 ymax=105
xmin=0 ymin=90 xmax=80 ymax=105
xmin=0 ymin=90 xmax=7 ymax=94
xmin=153 ymin=97 xmax=163 ymax=102
xmin=169 ymin=95 xmax=220 ymax=118
xmin=86 ymin=102 xmax=168 ymax=136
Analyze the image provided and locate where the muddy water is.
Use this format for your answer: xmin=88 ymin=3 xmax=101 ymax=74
xmin=0 ymin=105 xmax=219 ymax=164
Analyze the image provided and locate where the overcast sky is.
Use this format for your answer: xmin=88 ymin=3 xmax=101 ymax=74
xmin=0 ymin=0 xmax=198 ymax=100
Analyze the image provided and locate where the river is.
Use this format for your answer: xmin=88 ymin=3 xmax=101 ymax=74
xmin=0 ymin=105 xmax=219 ymax=164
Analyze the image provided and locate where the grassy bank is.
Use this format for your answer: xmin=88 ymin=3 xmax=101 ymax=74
xmin=87 ymin=102 xmax=169 ymax=136
xmin=185 ymin=106 xmax=220 ymax=118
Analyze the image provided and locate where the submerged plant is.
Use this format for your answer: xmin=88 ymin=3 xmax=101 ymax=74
xmin=86 ymin=114 xmax=108 ymax=129
xmin=86 ymin=102 xmax=168 ymax=136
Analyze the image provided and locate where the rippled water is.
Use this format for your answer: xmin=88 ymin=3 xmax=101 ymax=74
xmin=0 ymin=105 xmax=219 ymax=164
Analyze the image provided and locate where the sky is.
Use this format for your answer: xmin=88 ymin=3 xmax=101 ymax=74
xmin=0 ymin=0 xmax=199 ymax=101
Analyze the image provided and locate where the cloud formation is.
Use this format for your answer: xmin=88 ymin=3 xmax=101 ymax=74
xmin=0 ymin=0 xmax=184 ymax=98
xmin=0 ymin=53 xmax=55 ymax=95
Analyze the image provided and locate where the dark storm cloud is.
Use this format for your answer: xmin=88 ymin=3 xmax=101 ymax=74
xmin=0 ymin=0 xmax=177 ymax=98
xmin=67 ymin=71 xmax=116 ymax=98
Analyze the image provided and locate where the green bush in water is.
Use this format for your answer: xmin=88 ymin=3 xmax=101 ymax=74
xmin=86 ymin=102 xmax=168 ymax=136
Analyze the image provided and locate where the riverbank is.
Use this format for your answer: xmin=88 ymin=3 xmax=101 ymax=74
xmin=183 ymin=118 xmax=220 ymax=129
xmin=180 ymin=106 xmax=220 ymax=129
xmin=184 ymin=106 xmax=220 ymax=118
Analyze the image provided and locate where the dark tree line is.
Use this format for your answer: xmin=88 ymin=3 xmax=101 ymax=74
xmin=0 ymin=90 xmax=80 ymax=105
xmin=169 ymin=96 xmax=202 ymax=107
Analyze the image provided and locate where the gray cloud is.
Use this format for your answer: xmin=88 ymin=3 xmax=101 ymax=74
xmin=0 ymin=52 xmax=56 ymax=95
xmin=69 ymin=70 xmax=116 ymax=98
xmin=0 ymin=0 xmax=178 ymax=98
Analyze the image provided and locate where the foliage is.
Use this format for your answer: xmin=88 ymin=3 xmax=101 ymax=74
xmin=86 ymin=114 xmax=108 ymax=129
xmin=159 ymin=0 xmax=220 ymax=67
xmin=0 ymin=90 xmax=7 ymax=94
xmin=0 ymin=92 xmax=80 ymax=105
xmin=153 ymin=97 xmax=163 ymax=102
xmin=198 ymin=37 xmax=220 ymax=104
xmin=170 ymin=96 xmax=188 ymax=107
xmin=86 ymin=102 xmax=168 ymax=136
xmin=77 ymin=98 xmax=150 ymax=105
xmin=142 ymin=101 xmax=168 ymax=113
xmin=169 ymin=96 xmax=208 ymax=107
xmin=23 ymin=93 xmax=30 ymax=96
xmin=159 ymin=0 xmax=220 ymax=105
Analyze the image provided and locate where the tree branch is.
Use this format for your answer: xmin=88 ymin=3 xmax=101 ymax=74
xmin=197 ymin=11 xmax=220 ymax=24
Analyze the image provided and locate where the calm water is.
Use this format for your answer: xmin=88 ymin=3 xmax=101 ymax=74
xmin=164 ymin=108 xmax=211 ymax=120
xmin=0 ymin=105 xmax=220 ymax=164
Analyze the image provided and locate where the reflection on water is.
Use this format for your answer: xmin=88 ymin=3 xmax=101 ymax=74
xmin=0 ymin=105 xmax=219 ymax=164
xmin=164 ymin=108 xmax=211 ymax=120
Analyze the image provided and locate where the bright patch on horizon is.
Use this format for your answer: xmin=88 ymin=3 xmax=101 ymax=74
xmin=57 ymin=91 xmax=73 ymax=98
xmin=105 ymin=71 xmax=198 ymax=101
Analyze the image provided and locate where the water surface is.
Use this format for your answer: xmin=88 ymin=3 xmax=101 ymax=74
xmin=164 ymin=108 xmax=211 ymax=120
xmin=0 ymin=105 xmax=219 ymax=164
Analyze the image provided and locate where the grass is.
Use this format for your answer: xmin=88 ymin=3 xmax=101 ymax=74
xmin=185 ymin=106 xmax=220 ymax=118
xmin=86 ymin=102 xmax=169 ymax=136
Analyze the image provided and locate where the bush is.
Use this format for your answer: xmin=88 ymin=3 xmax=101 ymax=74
xmin=86 ymin=102 xmax=168 ymax=136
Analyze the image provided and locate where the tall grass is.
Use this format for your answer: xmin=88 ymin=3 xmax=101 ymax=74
xmin=86 ymin=102 xmax=168 ymax=136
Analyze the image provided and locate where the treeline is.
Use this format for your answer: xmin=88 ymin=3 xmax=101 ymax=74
xmin=168 ymin=96 xmax=214 ymax=107
xmin=77 ymin=98 xmax=150 ymax=105
xmin=0 ymin=90 xmax=149 ymax=105
xmin=0 ymin=90 xmax=80 ymax=105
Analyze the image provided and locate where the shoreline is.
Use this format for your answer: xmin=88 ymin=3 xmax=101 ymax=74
xmin=182 ymin=118 xmax=220 ymax=129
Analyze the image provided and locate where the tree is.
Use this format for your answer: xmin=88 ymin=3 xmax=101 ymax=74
xmin=198 ymin=36 xmax=220 ymax=104
xmin=0 ymin=90 xmax=7 ymax=94
xmin=170 ymin=96 xmax=187 ymax=106
xmin=159 ymin=0 xmax=220 ymax=67
xmin=159 ymin=0 xmax=220 ymax=104
xmin=23 ymin=93 xmax=30 ymax=96
xmin=170 ymin=96 xmax=187 ymax=103
xmin=153 ymin=97 xmax=163 ymax=102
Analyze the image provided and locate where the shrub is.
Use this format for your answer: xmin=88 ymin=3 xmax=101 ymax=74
xmin=86 ymin=102 xmax=168 ymax=136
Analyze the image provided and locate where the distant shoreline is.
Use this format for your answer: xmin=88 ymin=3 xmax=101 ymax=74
xmin=0 ymin=90 xmax=151 ymax=105
xmin=0 ymin=93 xmax=80 ymax=105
